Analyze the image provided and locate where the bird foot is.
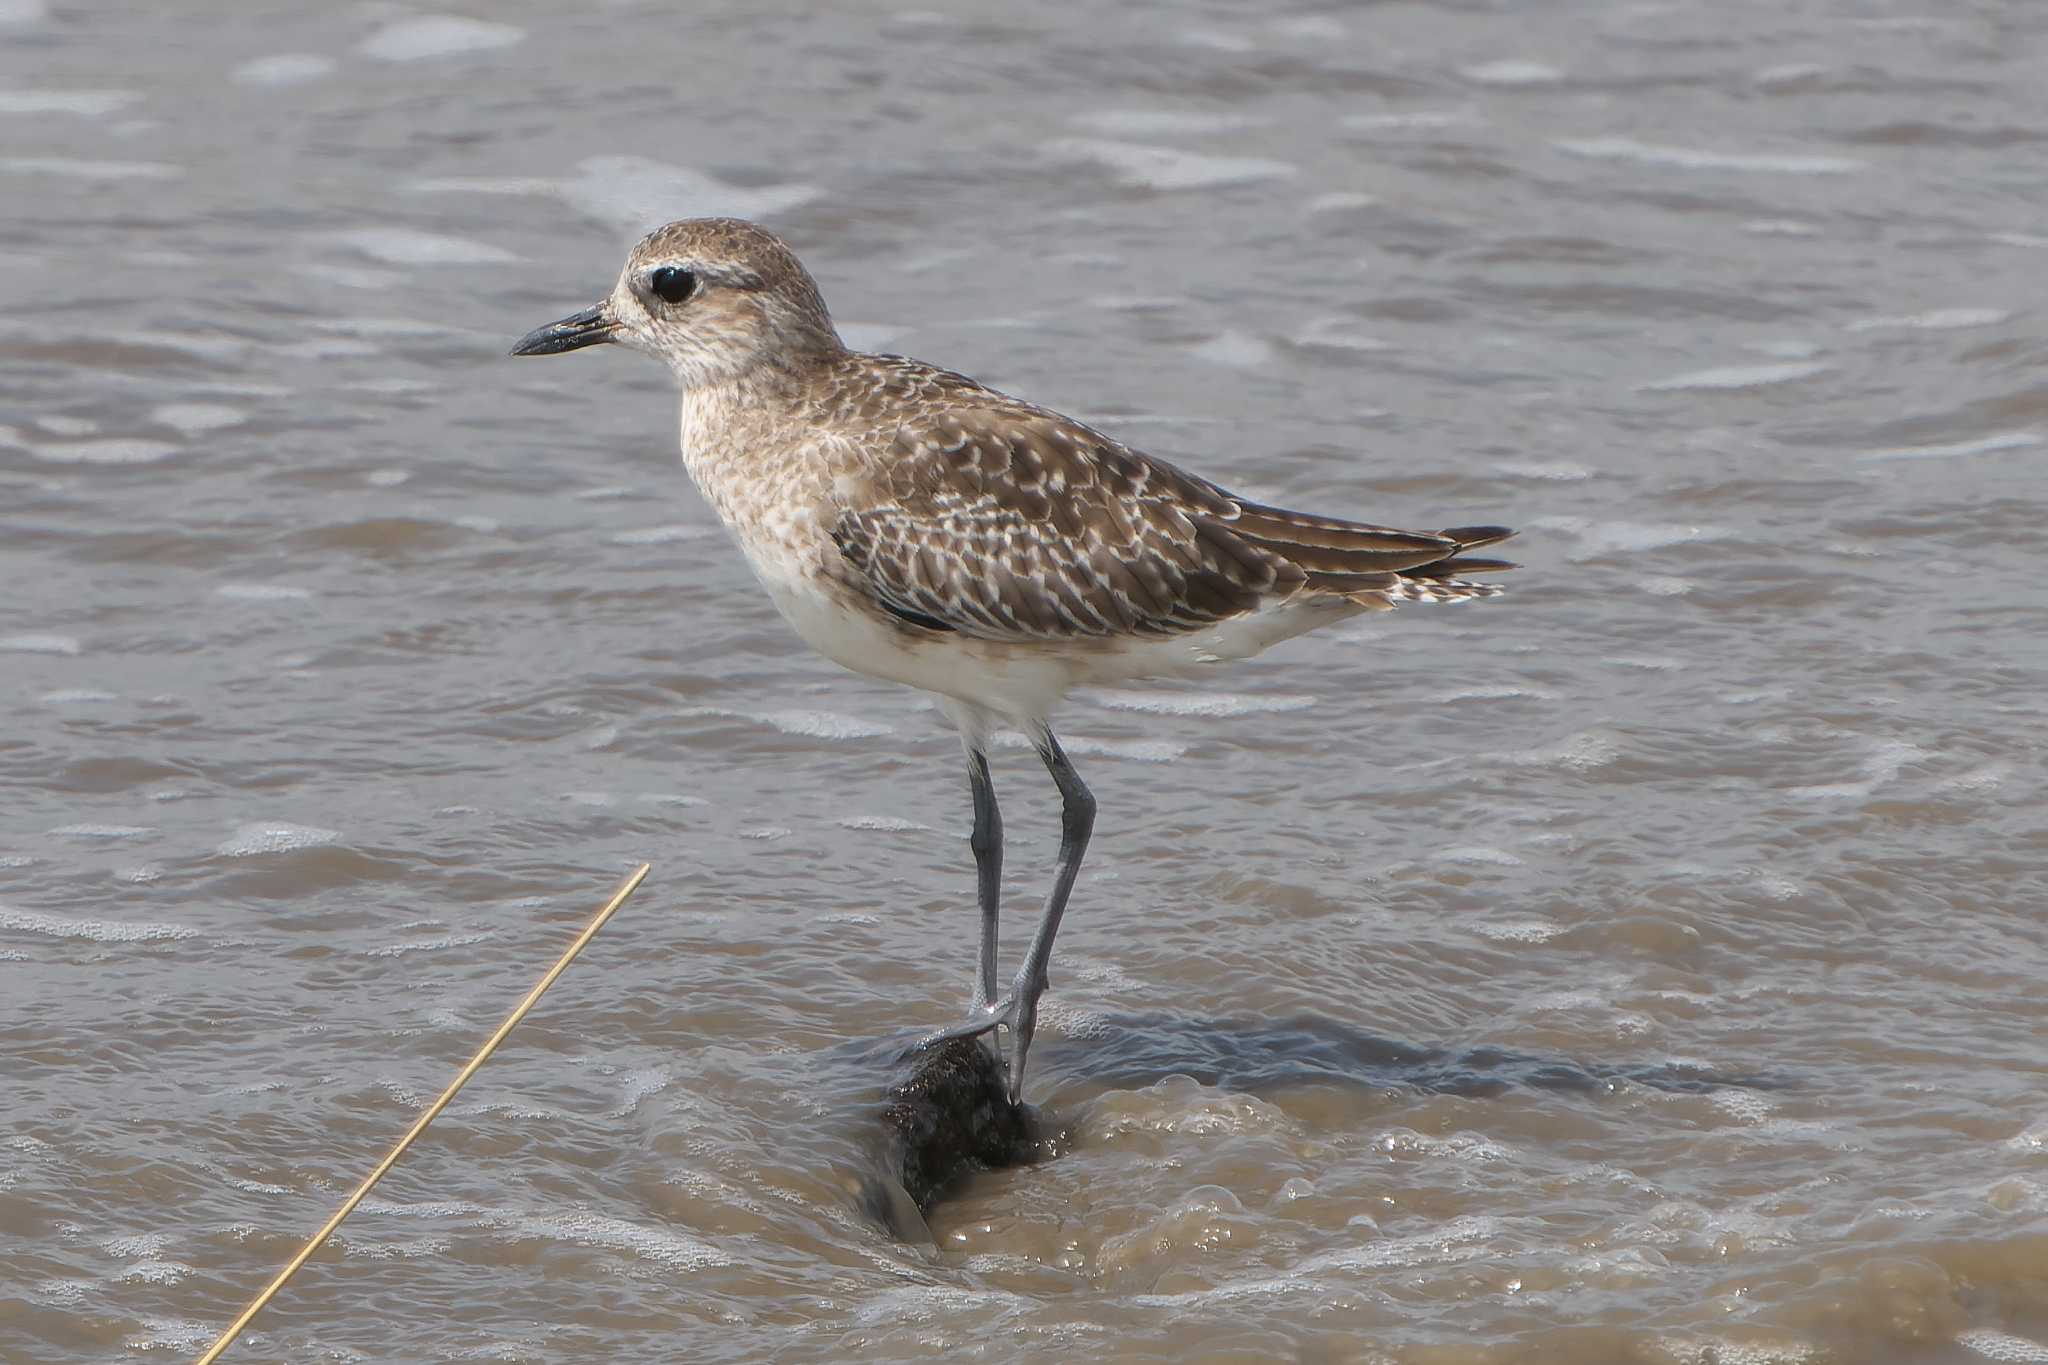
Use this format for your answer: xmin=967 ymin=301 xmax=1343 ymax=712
xmin=919 ymin=992 xmax=1038 ymax=1106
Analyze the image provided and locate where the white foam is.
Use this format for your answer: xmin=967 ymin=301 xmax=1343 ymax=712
xmin=30 ymin=437 xmax=179 ymax=464
xmin=1300 ymin=1213 xmax=1503 ymax=1272
xmin=1189 ymin=330 xmax=1273 ymax=367
xmin=1493 ymin=459 xmax=1591 ymax=480
xmin=1511 ymin=730 xmax=1620 ymax=772
xmin=124 ymin=1319 xmax=215 ymax=1352
xmin=119 ymin=1259 xmax=191 ymax=1285
xmin=511 ymin=1210 xmax=732 ymax=1270
xmin=1476 ymin=917 xmax=1563 ymax=943
xmin=1865 ymin=431 xmax=2040 ymax=461
xmin=217 ymin=822 xmax=342 ymax=856
xmin=1049 ymin=138 xmax=1297 ymax=190
xmin=836 ymin=815 xmax=930 ymax=831
xmin=1958 ymin=1331 xmax=2048 ymax=1364
xmin=0 ymin=89 xmax=138 ymax=116
xmin=1341 ymin=112 xmax=1475 ymax=133
xmin=1742 ymin=219 xmax=1823 ymax=237
xmin=231 ymin=54 xmax=337 ymax=87
xmin=1448 ymin=684 xmax=1554 ymax=701
xmin=1460 ymin=59 xmax=1564 ymax=86
xmin=1789 ymin=738 xmax=1927 ymax=801
xmin=611 ymin=1067 xmax=672 ymax=1115
xmin=1093 ymin=1076 xmax=1291 ymax=1137
xmin=1845 ymin=307 xmax=2008 ymax=332
xmin=30 ymin=413 xmax=93 ymax=435
xmin=359 ymin=15 xmax=525 ymax=61
xmin=50 ymin=824 xmax=153 ymax=838
xmin=753 ymin=708 xmax=894 ymax=740
xmin=608 ymin=524 xmax=703 ymax=545
xmin=1081 ymin=689 xmax=1316 ymax=718
xmin=104 ymin=1231 xmax=174 ymax=1258
xmin=1070 ymin=109 xmax=1261 ymax=136
xmin=1937 ymin=761 xmax=2012 ymax=795
xmin=1439 ymin=845 xmax=1524 ymax=866
xmin=357 ymin=1197 xmax=490 ymax=1219
xmin=0 ymin=0 xmax=50 ymax=23
xmin=994 ymin=732 xmax=1186 ymax=763
xmin=0 ymin=633 xmax=81 ymax=654
xmin=1753 ymin=62 xmax=1828 ymax=88
xmin=677 ymin=706 xmax=894 ymax=740
xmin=1557 ymin=138 xmax=1863 ymax=175
xmin=1537 ymin=516 xmax=1725 ymax=559
xmin=410 ymin=156 xmax=822 ymax=233
xmin=1712 ymin=1090 xmax=1777 ymax=1124
xmin=101 ymin=328 xmax=248 ymax=363
xmin=1374 ymin=1129 xmax=1516 ymax=1161
xmin=0 ymin=157 xmax=181 ymax=179
xmin=327 ymin=227 xmax=516 ymax=266
xmin=366 ymin=932 xmax=491 ymax=958
xmin=1640 ymin=362 xmax=1831 ymax=391
xmin=153 ymin=402 xmax=247 ymax=433
xmin=0 ymin=905 xmax=194 ymax=943
xmin=215 ymin=583 xmax=313 ymax=601
xmin=42 ymin=689 xmax=114 ymax=703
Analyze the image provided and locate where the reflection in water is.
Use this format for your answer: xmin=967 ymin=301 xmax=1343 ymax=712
xmin=1051 ymin=1012 xmax=1789 ymax=1099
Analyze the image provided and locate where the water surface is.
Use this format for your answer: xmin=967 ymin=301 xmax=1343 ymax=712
xmin=3 ymin=1 xmax=2046 ymax=1361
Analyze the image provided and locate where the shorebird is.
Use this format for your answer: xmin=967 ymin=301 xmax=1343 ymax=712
xmin=512 ymin=218 xmax=1514 ymax=1104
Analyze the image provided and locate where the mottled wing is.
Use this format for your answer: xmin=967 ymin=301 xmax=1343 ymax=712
xmin=818 ymin=352 xmax=1516 ymax=638
xmin=829 ymin=411 xmax=1282 ymax=640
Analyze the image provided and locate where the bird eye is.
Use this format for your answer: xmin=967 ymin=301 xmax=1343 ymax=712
xmin=648 ymin=266 xmax=697 ymax=305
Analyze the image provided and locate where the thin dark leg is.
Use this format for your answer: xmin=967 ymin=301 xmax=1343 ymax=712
xmin=1002 ymin=727 xmax=1095 ymax=1105
xmin=967 ymin=748 xmax=1003 ymax=1013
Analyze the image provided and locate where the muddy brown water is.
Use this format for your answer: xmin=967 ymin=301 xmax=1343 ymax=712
xmin=4 ymin=1 xmax=2047 ymax=1361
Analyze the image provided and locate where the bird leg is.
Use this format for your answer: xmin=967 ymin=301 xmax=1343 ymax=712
xmin=921 ymin=728 xmax=1095 ymax=1106
xmin=1002 ymin=727 xmax=1094 ymax=1104
xmin=966 ymin=747 xmax=1002 ymax=1013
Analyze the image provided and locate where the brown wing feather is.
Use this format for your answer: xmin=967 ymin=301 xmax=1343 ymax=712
xmin=823 ymin=358 xmax=1512 ymax=641
xmin=832 ymin=408 xmax=1298 ymax=642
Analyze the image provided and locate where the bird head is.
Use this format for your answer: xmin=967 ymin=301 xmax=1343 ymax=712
xmin=511 ymin=217 xmax=841 ymax=388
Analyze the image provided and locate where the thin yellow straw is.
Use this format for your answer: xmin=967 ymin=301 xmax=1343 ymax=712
xmin=194 ymin=862 xmax=653 ymax=1365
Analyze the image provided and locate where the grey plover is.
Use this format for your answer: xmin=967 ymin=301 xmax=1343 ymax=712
xmin=513 ymin=218 xmax=1515 ymax=1104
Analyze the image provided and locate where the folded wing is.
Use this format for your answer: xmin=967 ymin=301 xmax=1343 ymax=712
xmin=829 ymin=398 xmax=1512 ymax=642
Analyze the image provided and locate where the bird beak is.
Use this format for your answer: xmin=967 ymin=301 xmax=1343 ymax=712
xmin=510 ymin=303 xmax=618 ymax=357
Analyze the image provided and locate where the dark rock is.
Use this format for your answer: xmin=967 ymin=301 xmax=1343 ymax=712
xmin=860 ymin=1036 xmax=1043 ymax=1236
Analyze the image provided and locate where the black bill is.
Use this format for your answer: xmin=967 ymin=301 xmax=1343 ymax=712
xmin=510 ymin=303 xmax=617 ymax=357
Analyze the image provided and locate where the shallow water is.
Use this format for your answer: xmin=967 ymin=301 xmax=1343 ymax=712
xmin=4 ymin=1 xmax=2047 ymax=1361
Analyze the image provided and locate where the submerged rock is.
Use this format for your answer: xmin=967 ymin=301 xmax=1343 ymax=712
xmin=863 ymin=1037 xmax=1042 ymax=1234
